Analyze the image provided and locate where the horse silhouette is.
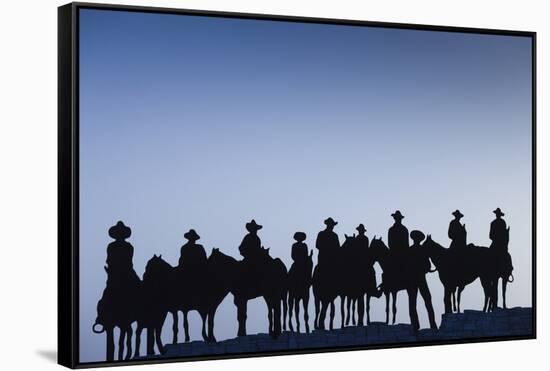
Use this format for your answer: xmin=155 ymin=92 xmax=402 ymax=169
xmin=134 ymin=254 xmax=172 ymax=357
xmin=287 ymin=249 xmax=314 ymax=333
xmin=213 ymin=247 xmax=288 ymax=338
xmin=369 ymin=236 xmax=437 ymax=331
xmin=170 ymin=247 xmax=239 ymax=344
xmin=422 ymin=235 xmax=498 ymax=313
xmin=312 ymin=249 xmax=341 ymax=331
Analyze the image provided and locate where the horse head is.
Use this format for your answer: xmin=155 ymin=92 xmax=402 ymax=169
xmin=369 ymin=236 xmax=389 ymax=264
xmin=143 ymin=254 xmax=172 ymax=282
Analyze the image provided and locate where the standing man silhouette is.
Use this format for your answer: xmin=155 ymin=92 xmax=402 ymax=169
xmin=388 ymin=211 xmax=409 ymax=251
xmin=315 ymin=217 xmax=340 ymax=265
xmin=239 ymin=219 xmax=263 ymax=260
xmin=448 ymin=210 xmax=467 ymax=249
xmin=490 ymin=208 xmax=508 ymax=251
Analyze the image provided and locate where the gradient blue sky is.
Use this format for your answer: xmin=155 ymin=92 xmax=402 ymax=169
xmin=78 ymin=8 xmax=533 ymax=363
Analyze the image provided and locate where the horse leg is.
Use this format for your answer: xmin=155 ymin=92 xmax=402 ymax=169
xmin=357 ymin=295 xmax=365 ymax=326
xmin=443 ymin=286 xmax=452 ymax=314
xmin=457 ymin=286 xmax=464 ymax=313
xmin=482 ymin=282 xmax=490 ymax=313
xmin=345 ymin=296 xmax=351 ymax=326
xmin=208 ymin=309 xmax=217 ymax=342
xmin=419 ymin=278 xmax=437 ymax=329
xmin=155 ymin=320 xmax=165 ymax=355
xmin=366 ymin=294 xmax=371 ymax=325
xmin=385 ymin=292 xmax=390 ymax=324
xmin=118 ymin=327 xmax=126 ymax=360
xmin=201 ymin=312 xmax=208 ymax=342
xmin=288 ymin=294 xmax=295 ymax=332
xmin=295 ymin=298 xmax=301 ymax=333
xmin=407 ymin=287 xmax=420 ymax=332
xmin=502 ymin=278 xmax=508 ymax=309
xmin=392 ymin=291 xmax=397 ymax=324
xmin=106 ymin=327 xmax=114 ymax=362
xmin=146 ymin=327 xmax=155 ymax=356
xmin=266 ymin=299 xmax=274 ymax=335
xmin=134 ymin=325 xmax=142 ymax=358
xmin=273 ymin=300 xmax=282 ymax=337
xmin=183 ymin=311 xmax=190 ymax=342
xmin=318 ymin=301 xmax=327 ymax=330
xmin=340 ymin=296 xmax=345 ymax=328
xmin=171 ymin=311 xmax=178 ymax=344
xmin=330 ymin=301 xmax=336 ymax=330
xmin=236 ymin=298 xmax=248 ymax=336
xmin=125 ymin=326 xmax=133 ymax=360
xmin=304 ymin=293 xmax=310 ymax=334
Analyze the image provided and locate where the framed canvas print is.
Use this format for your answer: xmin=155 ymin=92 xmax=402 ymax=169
xmin=58 ymin=2 xmax=536 ymax=368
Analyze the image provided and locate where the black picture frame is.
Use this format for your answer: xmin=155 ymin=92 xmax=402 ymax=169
xmin=58 ymin=2 xmax=537 ymax=368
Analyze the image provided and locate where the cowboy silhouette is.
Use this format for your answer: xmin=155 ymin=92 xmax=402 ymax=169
xmin=355 ymin=224 xmax=369 ymax=250
xmin=490 ymin=208 xmax=508 ymax=251
xmin=291 ymin=232 xmax=309 ymax=265
xmin=105 ymin=221 xmax=140 ymax=284
xmin=315 ymin=217 xmax=340 ymax=264
xmin=409 ymin=230 xmax=437 ymax=329
xmin=448 ymin=210 xmax=467 ymax=249
xmin=178 ymin=229 xmax=207 ymax=268
xmin=388 ymin=211 xmax=409 ymax=251
xmin=238 ymin=219 xmax=263 ymax=260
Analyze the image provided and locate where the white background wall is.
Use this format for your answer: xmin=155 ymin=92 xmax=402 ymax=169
xmin=0 ymin=0 xmax=546 ymax=370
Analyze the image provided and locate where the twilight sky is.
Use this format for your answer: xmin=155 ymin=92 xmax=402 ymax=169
xmin=78 ymin=8 xmax=533 ymax=363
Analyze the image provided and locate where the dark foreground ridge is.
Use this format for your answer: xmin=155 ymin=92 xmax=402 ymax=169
xmin=155 ymin=307 xmax=532 ymax=359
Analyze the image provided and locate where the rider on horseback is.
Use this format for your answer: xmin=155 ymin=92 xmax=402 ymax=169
xmin=105 ymin=221 xmax=140 ymax=285
xmin=178 ymin=229 xmax=207 ymax=269
xmin=388 ymin=211 xmax=409 ymax=251
xmin=239 ymin=219 xmax=263 ymax=260
xmin=315 ymin=217 xmax=340 ymax=265
xmin=291 ymin=232 xmax=309 ymax=265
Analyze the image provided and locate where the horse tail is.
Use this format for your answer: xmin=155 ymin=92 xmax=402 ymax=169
xmin=507 ymin=274 xmax=515 ymax=283
xmin=92 ymin=322 xmax=105 ymax=334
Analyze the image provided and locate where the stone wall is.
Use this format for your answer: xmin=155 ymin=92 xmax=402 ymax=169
xmin=159 ymin=307 xmax=532 ymax=359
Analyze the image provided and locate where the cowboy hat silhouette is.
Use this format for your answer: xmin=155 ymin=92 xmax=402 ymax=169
xmin=245 ymin=219 xmax=263 ymax=232
xmin=493 ymin=208 xmax=505 ymax=217
xmin=391 ymin=210 xmax=404 ymax=220
xmin=356 ymin=224 xmax=366 ymax=233
xmin=324 ymin=217 xmax=338 ymax=226
xmin=452 ymin=210 xmax=464 ymax=218
xmin=108 ymin=221 xmax=131 ymax=240
xmin=184 ymin=229 xmax=200 ymax=241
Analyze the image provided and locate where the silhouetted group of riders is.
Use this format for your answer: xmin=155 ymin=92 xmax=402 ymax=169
xmin=93 ymin=208 xmax=514 ymax=361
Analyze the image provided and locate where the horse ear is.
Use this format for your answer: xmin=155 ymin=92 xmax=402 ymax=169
xmin=159 ymin=254 xmax=162 ymax=259
xmin=345 ymin=234 xmax=348 ymax=239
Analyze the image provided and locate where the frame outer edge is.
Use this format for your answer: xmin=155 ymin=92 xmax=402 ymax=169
xmin=58 ymin=2 xmax=77 ymax=369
